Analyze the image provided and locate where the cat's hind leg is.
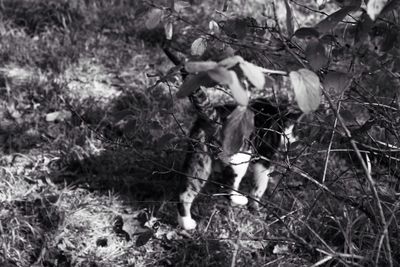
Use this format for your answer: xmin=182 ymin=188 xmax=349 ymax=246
xmin=177 ymin=130 xmax=213 ymax=230
xmin=249 ymin=160 xmax=275 ymax=210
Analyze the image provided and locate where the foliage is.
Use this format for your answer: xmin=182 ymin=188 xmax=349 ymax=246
xmin=0 ymin=0 xmax=399 ymax=266
xmin=142 ymin=0 xmax=400 ymax=265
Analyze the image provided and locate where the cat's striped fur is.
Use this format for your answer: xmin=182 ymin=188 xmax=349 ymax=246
xmin=178 ymin=88 xmax=300 ymax=230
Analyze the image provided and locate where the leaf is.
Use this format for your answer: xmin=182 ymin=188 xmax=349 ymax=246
xmin=228 ymin=71 xmax=248 ymax=106
xmin=316 ymin=0 xmax=327 ymax=10
xmin=218 ymin=55 xmax=244 ymax=69
xmin=239 ymin=61 xmax=265 ymax=89
xmin=315 ymin=5 xmax=358 ymax=33
xmin=174 ymin=1 xmax=191 ymax=12
xmin=294 ymin=27 xmax=320 ymax=39
xmin=339 ymin=109 xmax=355 ymax=122
xmin=273 ymin=244 xmax=289 ymax=254
xmin=284 ymin=0 xmax=294 ymax=36
xmin=381 ymin=27 xmax=397 ymax=52
xmin=223 ymin=18 xmax=247 ymax=39
xmin=289 ymin=69 xmax=321 ymax=114
xmin=269 ymin=171 xmax=282 ymax=177
xmin=156 ymin=133 xmax=176 ymax=149
xmin=319 ymin=34 xmax=337 ymax=45
xmin=209 ymin=20 xmax=220 ymax=34
xmin=367 ymin=0 xmax=389 ymax=21
xmin=46 ymin=110 xmax=72 ymax=122
xmin=222 ymin=106 xmax=255 ymax=157
xmin=136 ymin=229 xmax=154 ymax=247
xmin=207 ymin=66 xmax=233 ymax=85
xmin=305 ymin=39 xmax=328 ymax=70
xmin=185 ymin=61 xmax=218 ymax=73
xmin=145 ymin=8 xmax=163 ymax=29
xmin=164 ymin=21 xmax=173 ymax=40
xmin=191 ymin=37 xmax=207 ymax=56
xmin=176 ymin=73 xmax=217 ymax=98
xmin=323 ymin=71 xmax=349 ymax=94
xmin=355 ymin=12 xmax=374 ymax=43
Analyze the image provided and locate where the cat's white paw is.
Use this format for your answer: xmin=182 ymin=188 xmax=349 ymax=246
xmin=230 ymin=194 xmax=248 ymax=206
xmin=178 ymin=215 xmax=197 ymax=230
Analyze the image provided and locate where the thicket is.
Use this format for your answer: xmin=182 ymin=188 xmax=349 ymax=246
xmin=140 ymin=0 xmax=400 ymax=265
xmin=0 ymin=0 xmax=399 ymax=266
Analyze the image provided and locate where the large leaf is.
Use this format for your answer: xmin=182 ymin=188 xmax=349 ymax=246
xmin=145 ymin=8 xmax=163 ymax=29
xmin=294 ymin=27 xmax=320 ymax=39
xmin=185 ymin=61 xmax=218 ymax=73
xmin=191 ymin=37 xmax=207 ymax=56
xmin=305 ymin=39 xmax=328 ymax=70
xmin=367 ymin=0 xmax=389 ymax=21
xmin=290 ymin=69 xmax=321 ymax=114
xmin=239 ymin=61 xmax=265 ymax=89
xmin=284 ymin=0 xmax=294 ymax=36
xmin=176 ymin=73 xmax=216 ymax=98
xmin=315 ymin=5 xmax=359 ymax=33
xmin=207 ymin=66 xmax=232 ymax=85
xmin=228 ymin=71 xmax=249 ymax=106
xmin=222 ymin=106 xmax=255 ymax=157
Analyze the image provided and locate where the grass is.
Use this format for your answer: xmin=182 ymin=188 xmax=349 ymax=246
xmin=0 ymin=0 xmax=399 ymax=266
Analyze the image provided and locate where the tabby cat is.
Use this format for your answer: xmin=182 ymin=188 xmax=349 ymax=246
xmin=177 ymin=87 xmax=300 ymax=230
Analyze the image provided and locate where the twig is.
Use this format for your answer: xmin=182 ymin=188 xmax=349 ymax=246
xmin=230 ymin=231 xmax=242 ymax=267
xmin=321 ymin=99 xmax=341 ymax=184
xmin=323 ymin=91 xmax=393 ymax=267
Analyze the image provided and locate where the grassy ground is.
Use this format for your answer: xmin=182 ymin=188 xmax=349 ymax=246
xmin=0 ymin=1 xmax=399 ymax=266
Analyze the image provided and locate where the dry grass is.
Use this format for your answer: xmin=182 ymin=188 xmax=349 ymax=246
xmin=0 ymin=0 xmax=399 ymax=266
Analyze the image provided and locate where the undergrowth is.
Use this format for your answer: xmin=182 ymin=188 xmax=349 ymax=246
xmin=0 ymin=1 xmax=399 ymax=266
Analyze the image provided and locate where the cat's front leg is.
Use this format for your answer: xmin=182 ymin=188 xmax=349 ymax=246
xmin=224 ymin=151 xmax=252 ymax=206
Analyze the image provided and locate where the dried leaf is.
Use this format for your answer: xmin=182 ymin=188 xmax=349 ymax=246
xmin=290 ymin=69 xmax=321 ymax=114
xmin=174 ymin=0 xmax=191 ymax=12
xmin=239 ymin=61 xmax=265 ymax=89
xmin=46 ymin=110 xmax=72 ymax=122
xmin=228 ymin=71 xmax=248 ymax=106
xmin=164 ymin=21 xmax=173 ymax=40
xmin=209 ymin=20 xmax=220 ymax=34
xmin=145 ymin=8 xmax=163 ymax=29
xmin=191 ymin=37 xmax=207 ymax=56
